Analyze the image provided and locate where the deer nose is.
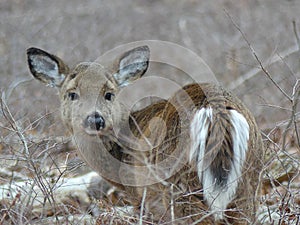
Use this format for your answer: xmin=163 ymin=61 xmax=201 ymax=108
xmin=84 ymin=112 xmax=105 ymax=130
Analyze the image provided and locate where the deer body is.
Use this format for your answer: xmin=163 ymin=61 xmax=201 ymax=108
xmin=27 ymin=46 xmax=263 ymax=224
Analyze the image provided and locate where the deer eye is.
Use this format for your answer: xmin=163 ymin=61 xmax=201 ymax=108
xmin=68 ymin=92 xmax=79 ymax=101
xmin=104 ymin=92 xmax=114 ymax=101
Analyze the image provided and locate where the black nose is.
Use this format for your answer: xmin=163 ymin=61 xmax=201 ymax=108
xmin=84 ymin=112 xmax=105 ymax=130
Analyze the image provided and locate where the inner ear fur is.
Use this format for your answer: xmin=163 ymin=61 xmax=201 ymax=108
xmin=27 ymin=47 xmax=69 ymax=87
xmin=113 ymin=45 xmax=150 ymax=86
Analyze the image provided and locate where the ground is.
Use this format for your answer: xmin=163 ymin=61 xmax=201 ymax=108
xmin=0 ymin=0 xmax=299 ymax=224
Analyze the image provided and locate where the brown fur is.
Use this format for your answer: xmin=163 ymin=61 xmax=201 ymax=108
xmin=27 ymin=46 xmax=264 ymax=224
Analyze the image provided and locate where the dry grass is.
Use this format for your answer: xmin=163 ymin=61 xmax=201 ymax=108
xmin=1 ymin=0 xmax=300 ymax=224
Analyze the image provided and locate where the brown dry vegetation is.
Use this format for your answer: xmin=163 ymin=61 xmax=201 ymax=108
xmin=0 ymin=0 xmax=300 ymax=224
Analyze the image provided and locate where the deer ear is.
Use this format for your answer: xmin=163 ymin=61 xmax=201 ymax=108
xmin=27 ymin=48 xmax=69 ymax=87
xmin=113 ymin=46 xmax=150 ymax=87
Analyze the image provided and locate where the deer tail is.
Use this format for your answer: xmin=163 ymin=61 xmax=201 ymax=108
xmin=189 ymin=106 xmax=249 ymax=219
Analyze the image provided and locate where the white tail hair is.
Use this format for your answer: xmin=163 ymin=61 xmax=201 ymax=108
xmin=190 ymin=107 xmax=249 ymax=219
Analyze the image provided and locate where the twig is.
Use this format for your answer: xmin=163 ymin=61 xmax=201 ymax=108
xmin=281 ymin=80 xmax=300 ymax=149
xmin=225 ymin=10 xmax=291 ymax=101
xmin=0 ymin=95 xmax=61 ymax=222
xmin=170 ymin=184 xmax=175 ymax=225
xmin=0 ymin=191 xmax=21 ymax=225
xmin=229 ymin=45 xmax=299 ymax=90
xmin=0 ymin=97 xmax=29 ymax=155
xmin=291 ymin=81 xmax=300 ymax=146
xmin=292 ymin=20 xmax=300 ymax=52
xmin=139 ymin=187 xmax=147 ymax=225
xmin=129 ymin=114 xmax=153 ymax=149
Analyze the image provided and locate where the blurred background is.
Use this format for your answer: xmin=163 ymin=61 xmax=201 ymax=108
xmin=0 ymin=0 xmax=300 ymax=224
xmin=1 ymin=0 xmax=300 ymax=129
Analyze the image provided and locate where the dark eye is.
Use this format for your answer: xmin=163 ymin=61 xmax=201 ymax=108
xmin=104 ymin=92 xmax=114 ymax=101
xmin=68 ymin=92 xmax=79 ymax=101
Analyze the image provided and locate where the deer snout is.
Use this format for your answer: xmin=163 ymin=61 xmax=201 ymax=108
xmin=84 ymin=112 xmax=105 ymax=131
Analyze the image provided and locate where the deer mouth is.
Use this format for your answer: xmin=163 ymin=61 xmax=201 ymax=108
xmin=81 ymin=124 xmax=113 ymax=137
xmin=82 ymin=127 xmax=103 ymax=136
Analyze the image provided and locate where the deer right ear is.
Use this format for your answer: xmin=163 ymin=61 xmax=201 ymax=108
xmin=27 ymin=48 xmax=69 ymax=87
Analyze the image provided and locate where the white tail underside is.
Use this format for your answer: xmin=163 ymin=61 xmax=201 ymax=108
xmin=190 ymin=107 xmax=249 ymax=219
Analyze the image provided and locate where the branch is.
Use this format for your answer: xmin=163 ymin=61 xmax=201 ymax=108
xmin=225 ymin=10 xmax=291 ymax=101
xmin=292 ymin=20 xmax=300 ymax=52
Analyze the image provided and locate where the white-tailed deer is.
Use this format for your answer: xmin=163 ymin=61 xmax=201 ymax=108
xmin=27 ymin=46 xmax=263 ymax=224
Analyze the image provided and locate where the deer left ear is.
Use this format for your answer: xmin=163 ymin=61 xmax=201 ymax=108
xmin=113 ymin=45 xmax=150 ymax=87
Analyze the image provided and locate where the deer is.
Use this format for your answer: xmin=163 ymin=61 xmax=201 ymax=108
xmin=27 ymin=45 xmax=264 ymax=224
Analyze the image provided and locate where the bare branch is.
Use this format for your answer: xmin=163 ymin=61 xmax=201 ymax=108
xmin=225 ymin=10 xmax=291 ymax=101
xmin=0 ymin=97 xmax=30 ymax=155
xmin=139 ymin=187 xmax=147 ymax=225
xmin=293 ymin=20 xmax=300 ymax=52
xmin=229 ymin=45 xmax=299 ymax=90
